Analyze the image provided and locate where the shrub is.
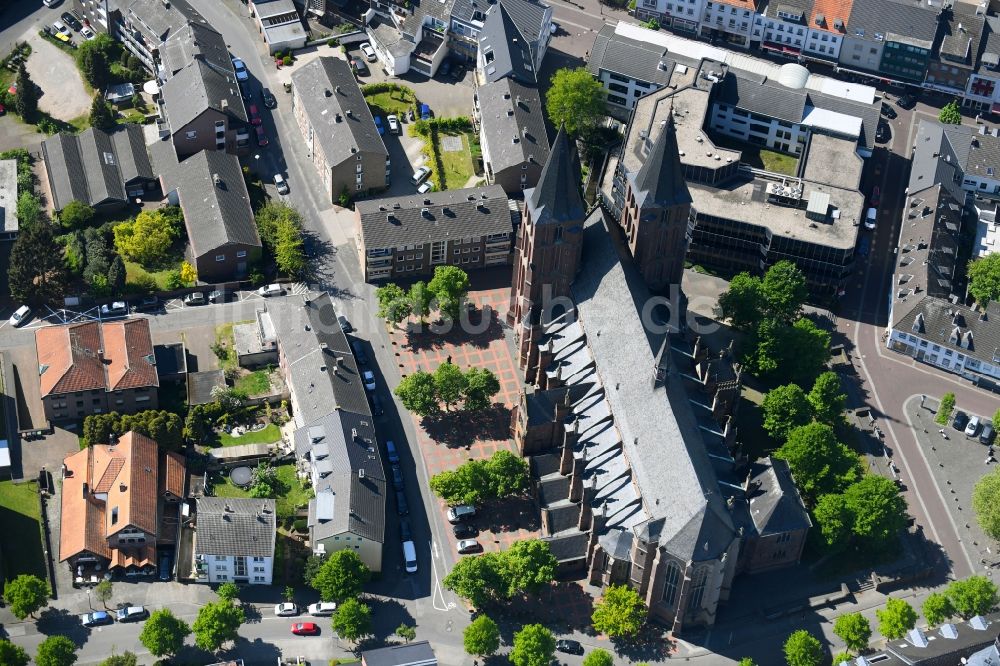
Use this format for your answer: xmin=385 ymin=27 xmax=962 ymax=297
xmin=936 ymin=393 xmax=956 ymax=425
xmin=282 ymin=55 xmax=293 ymax=66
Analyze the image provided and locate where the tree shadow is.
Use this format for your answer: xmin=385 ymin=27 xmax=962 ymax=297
xmin=610 ymin=623 xmax=677 ymax=663
xmin=366 ymin=597 xmax=416 ymax=643
xmin=240 ymin=601 xmax=263 ymax=624
xmin=36 ymin=608 xmax=88 ymax=646
xmin=477 ymin=495 xmax=540 ymax=534
xmin=401 ymin=306 xmax=506 ymax=354
xmin=419 ymin=404 xmax=511 ymax=449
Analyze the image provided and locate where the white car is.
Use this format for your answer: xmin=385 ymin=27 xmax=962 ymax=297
xmin=100 ymin=301 xmax=128 ymax=316
xmin=411 ymin=165 xmax=431 ymax=186
xmin=550 ymin=22 xmax=559 ymax=34
xmin=417 ymin=181 xmax=433 ymax=194
xmin=274 ymin=603 xmax=299 ymax=617
xmin=360 ymin=43 xmax=377 ymax=62
xmin=8 ymin=305 xmax=31 ymax=327
xmin=43 ymin=0 xmax=62 ymax=6
xmin=966 ymin=416 xmax=982 ymax=437
xmin=81 ymin=26 xmax=96 ymax=40
xmin=387 ymin=114 xmax=399 ymax=135
xmin=447 ymin=504 xmax=476 ymax=523
xmin=258 ymin=283 xmax=285 ymax=297
xmin=273 ymin=173 xmax=289 ymax=195
xmin=363 ymin=370 xmax=376 ymax=391
xmin=52 ymin=21 xmax=71 ymax=37
xmin=231 ymin=57 xmax=249 ymax=82
xmin=307 ymin=602 xmax=337 ymax=616
xmin=456 ymin=539 xmax=481 ymax=554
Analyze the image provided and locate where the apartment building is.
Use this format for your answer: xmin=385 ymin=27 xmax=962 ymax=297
xmin=699 ymin=0 xmax=757 ymax=48
xmin=193 ymin=498 xmax=276 ymax=585
xmin=475 ymin=77 xmax=550 ymax=192
xmin=838 ymin=0 xmax=938 ymax=83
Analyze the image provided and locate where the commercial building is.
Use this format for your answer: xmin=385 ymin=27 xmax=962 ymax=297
xmin=925 ymin=3 xmax=986 ymax=96
xmin=474 ymin=78 xmax=550 ymax=193
xmin=699 ymin=0 xmax=757 ymax=48
xmin=837 ymin=0 xmax=938 ymax=83
xmin=249 ymin=0 xmax=307 ymax=53
xmin=355 ymin=185 xmax=516 ymax=282
xmin=361 ymin=641 xmax=438 ymax=666
xmin=193 ymin=498 xmax=276 ymax=585
xmin=291 ymin=58 xmax=390 ymax=201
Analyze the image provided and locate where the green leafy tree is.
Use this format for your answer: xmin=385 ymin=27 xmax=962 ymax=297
xmin=395 ymin=371 xmax=440 ymax=417
xmin=968 ymin=253 xmax=1000 ymax=306
xmin=946 ymin=576 xmax=998 ymax=618
xmin=9 ymin=221 xmax=69 ymax=305
xmin=395 ymin=623 xmax=416 ymax=643
xmin=775 ymin=423 xmax=861 ymax=501
xmin=808 ymin=372 xmax=846 ymax=426
xmin=591 ymin=584 xmax=647 ymax=637
xmin=59 ymin=200 xmax=95 ymax=230
xmin=975 ymin=468 xmax=1000 ymax=540
xmin=939 ymin=100 xmax=962 ymax=124
xmin=77 ymin=35 xmax=112 ymax=89
xmin=831 ymin=652 xmax=852 ymax=666
xmin=936 ymin=393 xmax=956 ymax=426
xmin=274 ymin=217 xmax=306 ymax=277
xmin=463 ymin=367 xmax=501 ymax=411
xmin=545 ymin=67 xmax=605 ymax=137
xmin=833 ymin=612 xmax=871 ymax=653
xmin=35 ymin=636 xmax=77 ymax=666
xmin=309 ymin=549 xmax=371 ymax=603
xmin=216 ymin=582 xmax=239 ymax=601
xmin=877 ymin=597 xmax=918 ymax=640
xmin=717 ymin=272 xmax=766 ymax=331
xmin=3 ymin=574 xmax=49 ymax=619
xmin=99 ymin=653 xmax=138 ymax=666
xmin=93 ymin=579 xmax=113 ymax=608
xmin=510 ymin=624 xmax=556 ymax=666
xmin=463 ymin=615 xmax=500 ymax=656
xmin=923 ymin=592 xmax=955 ymax=626
xmin=775 ymin=317 xmax=832 ymax=386
xmin=583 ymin=649 xmax=614 ymax=666
xmin=762 ymin=260 xmax=809 ymax=323
xmin=89 ymin=95 xmax=116 ymax=130
xmin=107 ymin=255 xmax=126 ymax=297
xmin=762 ymin=383 xmax=813 ymax=440
xmin=813 ymin=492 xmax=851 ymax=549
xmin=738 ymin=660 xmax=758 ymax=666
xmin=409 ymin=281 xmax=433 ymax=323
xmin=783 ymin=630 xmax=824 ymax=666
xmin=14 ymin=64 xmax=38 ymax=121
xmin=427 ymin=265 xmax=470 ymax=320
xmin=113 ymin=209 xmax=182 ymax=267
xmin=0 ymin=639 xmax=29 ymax=666
xmin=376 ymin=283 xmax=412 ymax=326
xmin=501 ymin=539 xmax=558 ymax=596
xmin=843 ymin=475 xmax=907 ymax=547
xmin=255 ymin=201 xmax=303 ymax=248
xmin=191 ymin=599 xmax=244 ymax=653
xmin=82 ymin=410 xmax=184 ymax=450
xmin=430 ymin=459 xmax=489 ymax=505
xmin=434 ymin=362 xmax=467 ymax=411
xmin=139 ymin=608 xmax=191 ymax=658
xmin=331 ymin=599 xmax=372 ymax=642
xmin=443 ymin=552 xmax=506 ymax=607
xmin=17 ymin=191 xmax=43 ymax=228
xmin=484 ymin=449 xmax=530 ymax=498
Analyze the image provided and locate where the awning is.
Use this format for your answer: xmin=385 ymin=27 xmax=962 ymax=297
xmin=142 ymin=80 xmax=160 ymax=95
xmin=762 ymin=42 xmax=801 ymax=55
xmin=991 ymin=102 xmax=1000 ymax=113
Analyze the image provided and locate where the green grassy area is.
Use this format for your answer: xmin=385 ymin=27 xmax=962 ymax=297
xmin=363 ymin=88 xmax=415 ymax=116
xmin=759 ymin=149 xmax=799 ymax=176
xmin=438 ymin=133 xmax=476 ymax=190
xmin=0 ymin=481 xmax=46 ymax=581
xmin=214 ymin=322 xmax=242 ymax=373
xmin=124 ymin=255 xmax=184 ymax=291
xmin=235 ymin=370 xmax=271 ymax=396
xmin=210 ymin=463 xmax=308 ymax=520
xmin=706 ymin=132 xmax=800 ymax=176
xmin=219 ymin=423 xmax=281 ymax=447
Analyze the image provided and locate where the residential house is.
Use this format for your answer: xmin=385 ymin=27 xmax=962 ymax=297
xmin=750 ymin=0 xmax=813 ymax=60
xmin=361 ymin=641 xmax=438 ymax=666
xmin=36 ymin=319 xmax=159 ymax=423
xmin=801 ymin=0 xmax=851 ymax=64
xmin=909 ymin=121 xmax=1000 ymax=198
xmin=475 ymin=0 xmax=552 ymax=83
xmin=633 ymin=0 xmax=704 ymax=34
xmin=249 ymin=0 xmax=307 ymax=53
xmin=475 ymin=78 xmax=550 ymax=193
xmin=159 ymin=58 xmax=250 ymax=158
xmin=925 ymin=3 xmax=987 ymax=96
xmin=838 ymin=0 xmax=939 ymax=84
xmin=161 ymin=150 xmax=262 ymax=282
xmin=699 ymin=0 xmax=758 ymax=48
xmin=193 ymin=498 xmax=276 ymax=585
xmin=59 ymin=431 xmax=185 ymax=577
xmin=290 ymin=58 xmax=390 ymax=201
xmin=355 ymin=185 xmax=516 ymax=281
xmin=0 ymin=159 xmax=17 ymax=241
xmin=41 ymin=125 xmax=160 ymax=212
xmin=114 ymin=0 xmax=203 ymax=73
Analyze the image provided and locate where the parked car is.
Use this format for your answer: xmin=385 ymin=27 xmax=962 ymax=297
xmin=274 ymin=603 xmax=299 ymax=617
xmin=255 ymin=125 xmax=269 ymax=147
xmin=966 ymin=415 xmax=982 ymax=437
xmin=391 ymin=464 xmax=404 ymax=491
xmin=419 ymin=103 xmax=431 ymax=120
xmin=438 ymin=59 xmax=451 ymax=78
xmin=258 ymin=283 xmax=285 ymax=297
xmin=456 ymin=539 xmax=481 ymax=554
xmin=240 ymin=82 xmax=253 ymax=102
xmin=403 ymin=540 xmax=418 ymax=573
xmin=876 ymin=121 xmax=891 ymax=143
xmin=981 ymin=423 xmax=996 ymax=445
xmin=417 ymin=180 xmax=433 ymax=194
xmin=291 ymin=622 xmax=319 ymax=635
xmin=556 ymin=639 xmax=584 ymax=655
xmin=43 ymin=0 xmax=62 ymax=6
xmin=881 ymin=102 xmax=897 ymax=119
xmin=231 ymin=57 xmax=249 ymax=81
xmin=273 ymin=173 xmax=289 ymax=194
xmin=61 ymin=12 xmax=82 ymax=30
xmin=387 ymin=114 xmax=400 ymax=134
xmin=864 ymin=207 xmax=877 ymax=230
xmin=453 ymin=523 xmax=478 ymax=539
xmin=953 ymin=410 xmax=970 ymax=431
xmin=374 ymin=115 xmax=385 ymax=136
xmin=447 ymin=504 xmax=476 ymax=523
xmin=81 ymin=611 xmax=114 ymax=627
xmin=897 ymin=94 xmax=916 ymax=109
xmin=396 ymin=490 xmax=409 ymax=516
xmin=208 ymin=290 xmax=228 ymax=303
xmin=81 ymin=26 xmax=95 ymax=40
xmin=52 ymin=21 xmax=71 ymax=37
xmin=870 ymin=186 xmax=880 ymax=207
xmin=386 ymin=440 xmax=400 ymax=464
xmin=360 ymin=42 xmax=377 ymax=62
xmin=351 ymin=340 xmax=368 ymax=365
xmin=338 ymin=314 xmax=353 ymax=332
xmin=159 ymin=552 xmax=172 ymax=581
xmin=351 ymin=57 xmax=369 ymax=76
xmin=858 ymin=235 xmax=871 ymax=257
xmin=183 ymin=292 xmax=207 ymax=306
xmin=307 ymin=602 xmax=337 ymax=616
xmin=399 ymin=517 xmax=412 ymax=541
xmin=248 ymin=104 xmax=262 ymax=125
xmin=370 ymin=393 xmax=384 ymax=417
xmin=100 ymin=301 xmax=127 ymax=316
xmin=411 ymin=166 xmax=431 ymax=186
xmin=363 ymin=370 xmax=376 ymax=391
xmin=262 ymin=88 xmax=276 ymax=108
xmin=8 ymin=305 xmax=31 ymax=327
xmin=116 ymin=606 xmax=148 ymax=623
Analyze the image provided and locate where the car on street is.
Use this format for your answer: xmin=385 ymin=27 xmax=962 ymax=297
xmin=447 ymin=504 xmax=476 ymax=523
xmin=240 ymin=83 xmax=253 ymax=102
xmin=183 ymin=292 xmax=207 ymax=306
xmin=453 ymin=523 xmax=478 ymax=539
xmin=419 ymin=103 xmax=431 ymax=120
xmin=411 ymin=165 xmax=432 ymax=186
xmin=399 ymin=517 xmax=412 ymax=541
xmin=858 ymin=234 xmax=871 ymax=257
xmin=370 ymin=392 xmax=384 ymax=416
xmin=62 ymin=12 xmax=82 ymax=30
xmin=81 ymin=611 xmax=114 ymax=627
xmin=351 ymin=340 xmax=368 ymax=365
xmin=262 ymin=88 xmax=276 ymax=108
xmin=403 ymin=540 xmax=418 ymax=573
xmin=231 ymin=57 xmax=249 ymax=81
xmin=876 ymin=121 xmax=891 ymax=143
xmin=865 ymin=207 xmax=877 ymax=230
xmin=53 ymin=21 xmax=71 ymax=38
xmin=351 ymin=57 xmax=369 ymax=76
xmin=897 ymin=94 xmax=916 ymax=109
xmin=391 ymin=464 xmax=404 ymax=490
xmin=248 ymin=104 xmax=262 ymax=125
xmin=8 ymin=305 xmax=31 ymax=327
xmin=100 ymin=301 xmax=128 ymax=316
xmin=360 ymin=42 xmax=377 ymax=62
xmin=258 ymin=283 xmax=285 ymax=297
xmin=386 ymin=440 xmax=399 ymax=464
xmin=870 ymin=186 xmax=880 ymax=207
xmin=396 ymin=490 xmax=409 ymax=515
xmin=208 ymin=290 xmax=228 ymax=303
xmin=417 ymin=181 xmax=433 ymax=194
xmin=291 ymin=622 xmax=319 ymax=635
xmin=456 ymin=539 xmax=481 ymax=554
xmin=255 ymin=125 xmax=269 ymax=147
xmin=881 ymin=102 xmax=897 ymax=119
xmin=966 ymin=416 xmax=982 ymax=437
xmin=116 ymin=606 xmax=149 ymax=623
xmin=363 ymin=370 xmax=376 ymax=391
xmin=274 ymin=603 xmax=299 ymax=617
xmin=338 ymin=314 xmax=353 ymax=332
xmin=273 ymin=173 xmax=289 ymax=194
xmin=374 ymin=115 xmax=385 ymax=136
xmin=556 ymin=639 xmax=584 ymax=655
xmin=387 ymin=114 xmax=399 ymax=134
xmin=953 ymin=410 xmax=970 ymax=431
xmin=81 ymin=26 xmax=96 ymax=40
xmin=307 ymin=602 xmax=337 ymax=616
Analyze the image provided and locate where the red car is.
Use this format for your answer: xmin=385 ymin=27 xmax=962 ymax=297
xmin=255 ymin=125 xmax=269 ymax=147
xmin=870 ymin=186 xmax=880 ymax=207
xmin=291 ymin=622 xmax=319 ymax=636
xmin=248 ymin=104 xmax=261 ymax=126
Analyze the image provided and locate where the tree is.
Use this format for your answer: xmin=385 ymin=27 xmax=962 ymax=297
xmin=249 ymin=461 xmax=279 ymax=498
xmin=35 ymin=636 xmax=77 ymax=666
xmin=216 ymin=581 xmax=239 ymax=601
xmin=936 ymin=392 xmax=956 ymax=426
xmin=409 ymin=281 xmax=433 ymax=323
xmin=140 ymin=608 xmax=191 ymax=658
xmin=939 ymin=100 xmax=962 ymax=125
xmin=59 ymin=200 xmax=95 ymax=230
xmin=545 ymin=67 xmax=605 ymax=137
xmin=843 ymin=475 xmax=907 ymax=547
xmin=968 ymin=253 xmax=1000 ymax=306
xmin=501 ymin=539 xmax=558 ymax=596
xmin=191 ymin=599 xmax=244 ymax=653
xmin=376 ymin=283 xmax=412 ymax=326
xmin=395 ymin=371 xmax=440 ymax=417
xmin=808 ymin=372 xmax=846 ymax=426
xmin=274 ymin=217 xmax=306 ymax=277
xmin=77 ymin=35 xmax=111 ymax=89
xmin=107 ymin=255 xmax=126 ymax=297
xmin=395 ymin=623 xmax=416 ymax=643
xmin=14 ymin=64 xmax=38 ymax=121
xmin=717 ymin=272 xmax=766 ymax=331
xmin=113 ymin=209 xmax=182 ymax=267
xmin=83 ymin=410 xmax=184 ymax=450
xmin=833 ymin=612 xmax=871 ymax=653
xmin=309 ymin=549 xmax=371 ymax=603
xmin=427 ymin=265 xmax=470 ymax=320
xmin=775 ymin=423 xmax=861 ymax=500
xmin=813 ymin=493 xmax=851 ymax=549
xmin=484 ymin=449 xmax=530 ymax=498
xmin=89 ymin=95 xmax=115 ymax=131
xmin=3 ymin=574 xmax=49 ymax=619
xmin=774 ymin=317 xmax=832 ymax=386
xmin=831 ymin=652 xmax=853 ymax=666
xmin=94 ymin=579 xmax=113 ymax=608
xmin=463 ymin=367 xmax=501 ymax=411
xmin=284 ymin=585 xmax=295 ymax=602
xmin=946 ymin=576 xmax=998 ymax=618
xmin=761 ymin=260 xmax=808 ymax=323
xmin=0 ymin=639 xmax=29 ymax=666
xmin=443 ymin=552 xmax=506 ymax=607
xmin=331 ymin=599 xmax=372 ymax=642
xmin=434 ymin=362 xmax=467 ymax=410
xmin=463 ymin=615 xmax=500 ymax=656
xmin=877 ymin=597 xmax=918 ymax=640
xmin=17 ymin=191 xmax=43 ymax=228
xmin=783 ymin=630 xmax=823 ymax=666
xmin=762 ymin=383 xmax=813 ymax=440
xmin=180 ymin=260 xmax=197 ymax=286
xmin=510 ymin=624 xmax=556 ymax=666
xmin=738 ymin=660 xmax=758 ymax=666
xmin=591 ymin=584 xmax=647 ymax=637
xmin=973 ymin=468 xmax=1000 ymax=541
xmin=430 ymin=459 xmax=490 ymax=505
xmin=9 ymin=221 xmax=69 ymax=305
xmin=99 ymin=653 xmax=138 ymax=666
xmin=923 ymin=592 xmax=955 ymax=627
xmin=583 ymin=649 xmax=614 ymax=666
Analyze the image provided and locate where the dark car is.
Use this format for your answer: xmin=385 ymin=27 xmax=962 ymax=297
xmin=391 ymin=464 xmax=404 ymax=491
xmin=880 ymin=102 xmax=897 ymax=119
xmin=556 ymin=639 xmax=584 ymax=655
xmin=159 ymin=552 xmax=172 ymax=581
xmin=396 ymin=490 xmax=409 ymax=516
xmin=255 ymin=125 xmax=269 ymax=147
xmin=897 ymin=94 xmax=916 ymax=109
xmin=338 ymin=314 xmax=353 ymax=333
xmin=953 ymin=410 xmax=970 ymax=431
xmin=370 ymin=393 xmax=384 ymax=417
xmin=875 ymin=121 xmax=891 ymax=143
xmin=453 ymin=523 xmax=478 ymax=539
xmin=351 ymin=340 xmax=368 ymax=365
xmin=81 ymin=611 xmax=114 ymax=628
xmin=134 ymin=295 xmax=160 ymax=311
xmin=61 ymin=12 xmax=82 ymax=30
xmin=399 ymin=518 xmax=413 ymax=541
xmin=981 ymin=423 xmax=996 ymax=445
xmin=351 ymin=57 xmax=369 ymax=76
xmin=262 ymin=88 xmax=276 ymax=109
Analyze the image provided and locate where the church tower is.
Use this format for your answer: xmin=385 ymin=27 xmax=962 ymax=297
xmin=508 ymin=127 xmax=586 ymax=380
xmin=619 ymin=115 xmax=693 ymax=291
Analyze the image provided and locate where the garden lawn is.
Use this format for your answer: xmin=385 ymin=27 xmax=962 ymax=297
xmin=0 ymin=481 xmax=47 ymax=581
xmin=209 ymin=463 xmax=309 ymax=521
xmin=364 ymin=88 xmax=415 ymax=116
xmin=759 ymin=149 xmax=798 ymax=176
xmin=439 ymin=133 xmax=476 ymax=190
xmin=234 ymin=369 xmax=271 ymax=396
xmin=214 ymin=322 xmax=242 ymax=373
xmin=125 ymin=256 xmax=184 ymax=291
xmin=219 ymin=423 xmax=282 ymax=447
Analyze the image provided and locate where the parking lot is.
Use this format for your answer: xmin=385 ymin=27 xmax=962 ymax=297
xmin=21 ymin=23 xmax=92 ymax=121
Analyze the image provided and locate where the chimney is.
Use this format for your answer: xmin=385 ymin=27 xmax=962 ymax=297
xmin=213 ymin=173 xmax=222 ymax=187
xmin=358 ymin=468 xmax=365 ymax=479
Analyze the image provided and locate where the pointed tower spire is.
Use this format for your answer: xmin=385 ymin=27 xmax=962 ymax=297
xmin=526 ymin=126 xmax=586 ymax=225
xmin=632 ymin=115 xmax=691 ymax=208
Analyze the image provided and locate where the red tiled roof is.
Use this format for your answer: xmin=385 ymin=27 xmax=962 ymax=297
xmin=714 ymin=0 xmax=757 ymax=9
xmin=163 ymin=451 xmax=186 ymax=499
xmin=104 ymin=319 xmax=159 ymax=391
xmin=60 ymin=447 xmax=113 ymax=562
xmin=111 ymin=542 xmax=156 ymax=569
xmin=106 ymin=432 xmax=160 ymax=538
xmin=811 ymin=0 xmax=852 ymax=34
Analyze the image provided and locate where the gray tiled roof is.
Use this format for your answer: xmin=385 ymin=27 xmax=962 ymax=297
xmin=161 ymin=21 xmax=231 ymax=79
xmin=402 ymin=0 xmax=456 ymax=37
xmin=357 ymin=185 xmax=513 ymax=251
xmin=290 ymin=58 xmax=387 ymax=169
xmin=360 ymin=641 xmax=437 ymax=666
xmin=479 ymin=1 xmax=536 ymax=84
xmin=161 ymin=150 xmax=260 ymax=258
xmin=884 ymin=616 xmax=1000 ymax=664
xmin=161 ymin=59 xmax=247 ymax=130
xmin=938 ymin=4 xmax=985 ymax=64
xmin=846 ymin=0 xmax=938 ymax=48
xmin=744 ymin=457 xmax=811 ymax=536
xmin=894 ymin=298 xmax=1000 ymax=369
xmin=768 ymin=0 xmax=812 ymax=21
xmin=123 ymin=0 xmax=203 ymax=44
xmin=716 ymin=71 xmax=808 ymax=125
xmin=587 ymin=24 xmax=675 ymax=87
xmin=195 ymin=498 xmax=276 ymax=558
xmin=296 ymin=410 xmax=386 ymax=544
xmin=944 ymin=124 xmax=1000 ymax=179
xmin=630 ymin=116 xmax=691 ymax=208
xmin=111 ymin=124 xmax=154 ymax=185
xmin=525 ymin=127 xmax=585 ymax=225
xmin=978 ymin=16 xmax=1000 ymax=68
xmin=477 ymin=78 xmax=550 ymax=175
xmin=77 ymin=128 xmax=124 ymax=206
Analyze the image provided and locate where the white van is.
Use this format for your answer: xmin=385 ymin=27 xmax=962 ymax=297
xmin=864 ymin=207 xmax=877 ymax=230
xmin=402 ymin=540 xmax=417 ymax=573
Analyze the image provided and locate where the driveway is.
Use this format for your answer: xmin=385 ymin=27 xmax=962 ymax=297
xmin=22 ymin=26 xmax=91 ymax=122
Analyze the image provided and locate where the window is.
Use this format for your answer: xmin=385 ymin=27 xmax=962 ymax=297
xmin=688 ymin=567 xmax=708 ymax=612
xmin=186 ymin=131 xmax=197 ymax=139
xmin=237 ymin=250 xmax=247 ymax=258
xmin=216 ymin=254 xmax=226 ymax=262
xmin=661 ymin=562 xmax=681 ymax=606
xmin=111 ymin=507 xmax=119 ymax=525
